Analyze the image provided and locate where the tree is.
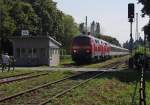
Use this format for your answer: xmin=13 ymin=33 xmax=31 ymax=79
xmin=10 ymin=1 xmax=39 ymax=36
xmin=79 ymin=23 xmax=85 ymax=33
xmin=0 ymin=0 xmax=16 ymax=53
xmin=0 ymin=0 xmax=80 ymax=53
xmin=95 ymin=22 xmax=100 ymax=36
xmin=97 ymin=34 xmax=121 ymax=46
xmin=62 ymin=14 xmax=79 ymax=52
xmin=90 ymin=21 xmax=95 ymax=35
xmin=138 ymin=0 xmax=150 ymax=41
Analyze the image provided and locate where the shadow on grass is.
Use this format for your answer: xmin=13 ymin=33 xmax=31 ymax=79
xmin=69 ymin=69 xmax=150 ymax=83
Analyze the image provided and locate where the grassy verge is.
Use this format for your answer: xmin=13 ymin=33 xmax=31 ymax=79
xmin=0 ymin=69 xmax=35 ymax=78
xmin=49 ymin=70 xmax=140 ymax=105
xmin=85 ymin=55 xmax=129 ymax=68
xmin=59 ymin=55 xmax=129 ymax=68
xmin=145 ymin=72 xmax=150 ymax=104
xmin=59 ymin=55 xmax=74 ymax=66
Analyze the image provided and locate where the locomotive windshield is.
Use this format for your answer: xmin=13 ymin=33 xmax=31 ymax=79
xmin=73 ymin=37 xmax=90 ymax=46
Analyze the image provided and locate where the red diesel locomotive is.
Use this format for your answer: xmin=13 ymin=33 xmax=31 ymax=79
xmin=71 ymin=34 xmax=128 ymax=63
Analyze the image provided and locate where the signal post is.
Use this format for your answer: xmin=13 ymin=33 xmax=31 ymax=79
xmin=128 ymin=3 xmax=134 ymax=54
xmin=128 ymin=3 xmax=135 ymax=69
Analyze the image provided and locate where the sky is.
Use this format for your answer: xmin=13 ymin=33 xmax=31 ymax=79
xmin=53 ymin=0 xmax=149 ymax=44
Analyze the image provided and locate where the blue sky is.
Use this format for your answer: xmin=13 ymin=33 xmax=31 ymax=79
xmin=54 ymin=0 xmax=149 ymax=44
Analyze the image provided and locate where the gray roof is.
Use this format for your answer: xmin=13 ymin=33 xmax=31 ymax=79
xmin=8 ymin=35 xmax=62 ymax=47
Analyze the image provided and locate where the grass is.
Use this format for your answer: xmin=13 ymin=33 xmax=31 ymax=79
xmin=134 ymin=46 xmax=150 ymax=57
xmin=85 ymin=55 xmax=129 ymax=68
xmin=1 ymin=68 xmax=150 ymax=105
xmin=60 ymin=55 xmax=74 ymax=66
xmin=145 ymin=72 xmax=150 ymax=105
xmin=0 ymin=69 xmax=35 ymax=78
xmin=50 ymin=70 xmax=140 ymax=105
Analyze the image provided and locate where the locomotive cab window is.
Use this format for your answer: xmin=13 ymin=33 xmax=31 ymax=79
xmin=73 ymin=37 xmax=90 ymax=46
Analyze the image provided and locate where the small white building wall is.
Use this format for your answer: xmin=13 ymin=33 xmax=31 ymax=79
xmin=49 ymin=40 xmax=60 ymax=66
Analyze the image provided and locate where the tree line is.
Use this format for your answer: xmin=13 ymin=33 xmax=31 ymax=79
xmin=0 ymin=0 xmax=122 ymax=54
xmin=138 ymin=0 xmax=150 ymax=41
xmin=123 ymin=0 xmax=150 ymax=50
xmin=0 ymin=0 xmax=79 ymax=53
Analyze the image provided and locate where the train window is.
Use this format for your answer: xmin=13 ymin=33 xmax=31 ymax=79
xmin=95 ymin=40 xmax=99 ymax=44
xmin=97 ymin=40 xmax=99 ymax=44
xmin=73 ymin=37 xmax=90 ymax=46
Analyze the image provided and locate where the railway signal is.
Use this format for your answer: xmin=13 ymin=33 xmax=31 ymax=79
xmin=128 ymin=3 xmax=135 ymax=54
xmin=128 ymin=3 xmax=134 ymax=19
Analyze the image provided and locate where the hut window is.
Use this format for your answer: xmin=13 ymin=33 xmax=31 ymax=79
xmin=28 ymin=48 xmax=32 ymax=58
xmin=49 ymin=48 xmax=52 ymax=57
xmin=16 ymin=48 xmax=21 ymax=57
xmin=21 ymin=48 xmax=26 ymax=57
xmin=40 ymin=48 xmax=46 ymax=57
xmin=55 ymin=49 xmax=57 ymax=54
xmin=33 ymin=48 xmax=37 ymax=58
xmin=52 ymin=48 xmax=54 ymax=54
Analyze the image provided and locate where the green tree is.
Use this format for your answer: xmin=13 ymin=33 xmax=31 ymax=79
xmin=138 ymin=0 xmax=150 ymax=41
xmin=10 ymin=1 xmax=39 ymax=36
xmin=90 ymin=21 xmax=95 ymax=35
xmin=62 ymin=14 xmax=79 ymax=52
xmin=97 ymin=34 xmax=121 ymax=46
xmin=95 ymin=22 xmax=100 ymax=35
xmin=79 ymin=23 xmax=85 ymax=33
xmin=0 ymin=0 xmax=80 ymax=53
xmin=0 ymin=0 xmax=16 ymax=52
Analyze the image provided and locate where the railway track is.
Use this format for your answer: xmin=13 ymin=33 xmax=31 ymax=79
xmin=0 ymin=72 xmax=48 ymax=85
xmin=0 ymin=62 xmax=122 ymax=105
xmin=0 ymin=72 xmax=35 ymax=79
xmin=0 ymin=71 xmax=105 ymax=105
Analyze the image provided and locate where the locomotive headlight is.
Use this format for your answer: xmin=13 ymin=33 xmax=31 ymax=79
xmin=73 ymin=50 xmax=77 ymax=53
xmin=86 ymin=49 xmax=90 ymax=53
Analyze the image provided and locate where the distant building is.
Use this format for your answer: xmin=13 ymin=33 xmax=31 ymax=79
xmin=9 ymin=36 xmax=61 ymax=66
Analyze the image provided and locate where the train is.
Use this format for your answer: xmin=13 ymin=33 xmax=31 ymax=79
xmin=71 ymin=34 xmax=129 ymax=63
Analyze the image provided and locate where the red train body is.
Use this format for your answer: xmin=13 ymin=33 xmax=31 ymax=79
xmin=71 ymin=34 xmax=128 ymax=63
